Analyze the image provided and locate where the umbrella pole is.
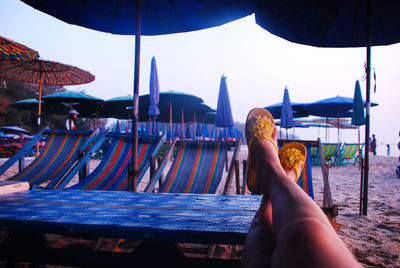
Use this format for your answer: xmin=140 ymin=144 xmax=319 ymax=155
xmin=35 ymin=72 xmax=44 ymax=157
xmin=181 ymin=107 xmax=184 ymax=139
xmin=362 ymin=0 xmax=372 ymax=215
xmin=129 ymin=0 xmax=141 ymax=192
xmin=169 ymin=98 xmax=172 ymax=137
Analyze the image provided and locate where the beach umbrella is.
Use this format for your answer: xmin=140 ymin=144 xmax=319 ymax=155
xmin=352 ymin=80 xmax=366 ymax=126
xmin=253 ymin=0 xmax=400 ymax=215
xmin=140 ymin=91 xmax=205 ymax=129
xmin=113 ymin=120 xmax=121 ymax=133
xmin=215 ymin=75 xmax=234 ymax=141
xmin=0 ymin=126 xmax=30 ymax=135
xmin=215 ymin=75 xmax=234 ymax=128
xmin=9 ymin=98 xmax=70 ymax=115
xmin=21 ymin=0 xmax=255 ymax=192
xmin=100 ymin=96 xmax=134 ymax=119
xmin=265 ymin=102 xmax=308 ymax=119
xmin=0 ymin=35 xmax=39 ymax=61
xmin=0 ymin=59 xmax=95 ymax=130
xmin=280 ymin=87 xmax=294 ymax=139
xmin=42 ymin=91 xmax=103 ymax=127
xmin=148 ymin=57 xmax=160 ymax=135
xmin=42 ymin=91 xmax=103 ymax=106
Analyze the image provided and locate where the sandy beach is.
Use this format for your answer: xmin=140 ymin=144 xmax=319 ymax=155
xmin=1 ymin=148 xmax=399 ymax=267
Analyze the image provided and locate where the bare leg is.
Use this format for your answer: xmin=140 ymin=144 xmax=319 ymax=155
xmin=241 ymin=196 xmax=274 ymax=268
xmin=243 ymin=135 xmax=361 ymax=268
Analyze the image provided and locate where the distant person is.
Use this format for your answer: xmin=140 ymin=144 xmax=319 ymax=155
xmin=369 ymin=137 xmax=373 ymax=155
xmin=387 ymin=144 xmax=390 ymax=157
xmin=66 ymin=109 xmax=79 ymax=130
xmin=371 ymin=134 xmax=377 ymax=156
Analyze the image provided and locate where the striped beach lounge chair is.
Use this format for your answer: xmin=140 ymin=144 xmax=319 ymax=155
xmin=5 ymin=129 xmax=101 ymax=188
xmin=340 ymin=143 xmax=364 ymax=166
xmin=145 ymin=139 xmax=241 ymax=194
xmin=322 ymin=143 xmax=339 ymax=165
xmin=57 ymin=133 xmax=165 ymax=190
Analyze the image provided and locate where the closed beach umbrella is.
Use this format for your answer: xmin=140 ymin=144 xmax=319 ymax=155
xmin=0 ymin=59 xmax=95 ymax=129
xmin=148 ymin=57 xmax=160 ymax=135
xmin=0 ymin=35 xmax=39 ymax=61
xmin=352 ymin=80 xmax=366 ymax=176
xmin=253 ymin=0 xmax=400 ymax=215
xmin=21 ymin=0 xmax=254 ymax=192
xmin=352 ymin=80 xmax=365 ymax=126
xmin=280 ymin=87 xmax=294 ymax=139
xmin=148 ymin=57 xmax=160 ymax=116
xmin=215 ymin=75 xmax=234 ymax=128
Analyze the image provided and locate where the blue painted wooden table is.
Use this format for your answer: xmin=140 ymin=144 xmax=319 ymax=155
xmin=0 ymin=189 xmax=261 ymax=245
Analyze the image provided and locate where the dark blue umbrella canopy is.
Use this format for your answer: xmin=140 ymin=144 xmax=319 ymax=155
xmin=352 ymin=80 xmax=365 ymax=126
xmin=254 ymin=1 xmax=400 ymax=48
xmin=305 ymin=96 xmax=355 ymax=118
xmin=305 ymin=95 xmax=377 ymax=118
xmin=265 ymin=102 xmax=308 ymax=119
xmin=253 ymin=0 xmax=400 ymax=214
xmin=215 ymin=75 xmax=234 ymax=128
xmin=148 ymin=57 xmax=160 ymax=117
xmin=280 ymin=87 xmax=294 ymax=129
xmin=21 ymin=0 xmax=256 ymax=36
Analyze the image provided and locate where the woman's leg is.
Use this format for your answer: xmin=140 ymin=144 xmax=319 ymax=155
xmin=243 ymin=134 xmax=361 ymax=268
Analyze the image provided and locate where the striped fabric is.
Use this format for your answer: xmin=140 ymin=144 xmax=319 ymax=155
xmin=278 ymin=141 xmax=314 ymax=199
xmin=8 ymin=131 xmax=88 ymax=186
xmin=322 ymin=143 xmax=338 ymax=164
xmin=340 ymin=143 xmax=363 ymax=165
xmin=310 ymin=146 xmax=319 ymax=165
xmin=68 ymin=134 xmax=159 ymax=191
xmin=158 ymin=141 xmax=227 ymax=194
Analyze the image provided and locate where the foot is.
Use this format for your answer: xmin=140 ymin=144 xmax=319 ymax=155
xmin=278 ymin=142 xmax=306 ymax=182
xmin=245 ymin=108 xmax=284 ymax=194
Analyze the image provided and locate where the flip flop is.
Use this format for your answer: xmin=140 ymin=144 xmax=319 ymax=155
xmin=245 ymin=108 xmax=278 ymax=194
xmin=278 ymin=142 xmax=307 ymax=182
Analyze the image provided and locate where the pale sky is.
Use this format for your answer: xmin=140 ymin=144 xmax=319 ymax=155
xmin=1 ymin=0 xmax=399 ymax=155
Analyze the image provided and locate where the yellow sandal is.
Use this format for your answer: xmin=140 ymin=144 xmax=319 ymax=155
xmin=245 ymin=108 xmax=278 ymax=194
xmin=278 ymin=142 xmax=306 ymax=182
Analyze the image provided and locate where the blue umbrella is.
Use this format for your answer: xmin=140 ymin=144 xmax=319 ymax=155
xmin=215 ymin=75 xmax=234 ymax=128
xmin=21 ymin=0 xmax=256 ymax=192
xmin=113 ymin=120 xmax=121 ymax=133
xmin=280 ymin=87 xmax=294 ymax=139
xmin=148 ymin=57 xmax=160 ymax=135
xmin=265 ymin=102 xmax=308 ymax=119
xmin=352 ymin=80 xmax=366 ymax=167
xmin=352 ymin=80 xmax=365 ymax=126
xmin=253 ymin=1 xmax=400 ymax=215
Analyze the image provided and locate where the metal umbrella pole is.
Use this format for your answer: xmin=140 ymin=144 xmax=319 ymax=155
xmin=129 ymin=0 xmax=141 ymax=192
xmin=362 ymin=0 xmax=372 ymax=215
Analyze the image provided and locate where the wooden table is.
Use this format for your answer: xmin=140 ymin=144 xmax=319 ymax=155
xmin=0 ymin=189 xmax=261 ymax=267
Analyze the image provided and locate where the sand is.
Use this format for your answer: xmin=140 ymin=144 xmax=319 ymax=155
xmin=1 ymin=149 xmax=399 ymax=267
